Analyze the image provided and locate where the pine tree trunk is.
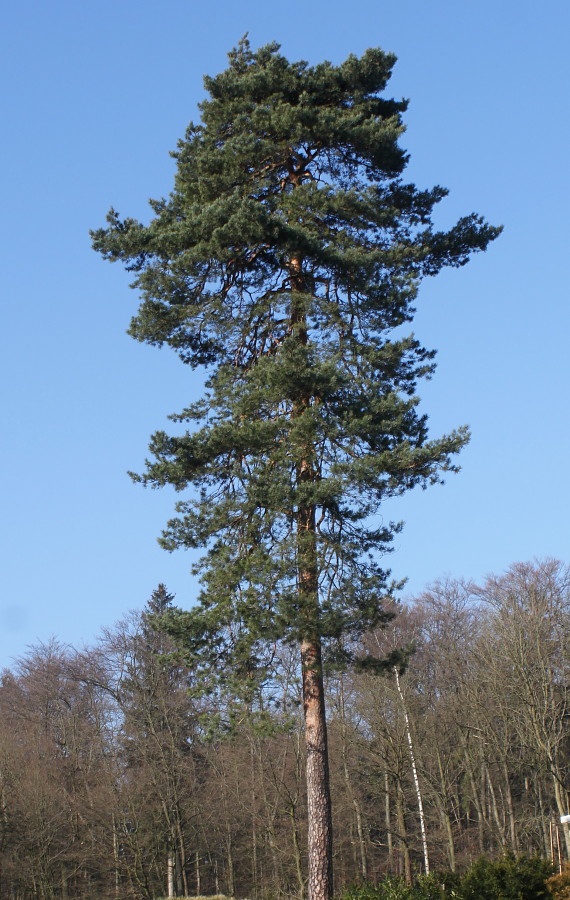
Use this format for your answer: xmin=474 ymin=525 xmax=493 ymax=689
xmin=291 ymin=242 xmax=334 ymax=900
xmin=301 ymin=638 xmax=333 ymax=900
xmin=298 ymin=492 xmax=333 ymax=900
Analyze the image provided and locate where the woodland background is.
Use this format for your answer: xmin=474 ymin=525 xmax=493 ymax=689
xmin=1 ymin=558 xmax=567 ymax=900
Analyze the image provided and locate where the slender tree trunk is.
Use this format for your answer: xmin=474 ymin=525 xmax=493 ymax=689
xmin=353 ymin=796 xmax=368 ymax=881
xmin=225 ymin=828 xmax=235 ymax=898
xmin=435 ymin=751 xmax=455 ymax=871
xmin=167 ymin=853 xmax=174 ymax=899
xmin=195 ymin=850 xmax=201 ymax=896
xmin=501 ymin=761 xmax=518 ymax=852
xmin=385 ymin=772 xmax=394 ymax=873
xmin=553 ymin=776 xmax=570 ymax=857
xmin=175 ymin=816 xmax=188 ymax=896
xmin=442 ymin=807 xmax=456 ymax=872
xmin=484 ymin=765 xmax=506 ymax=849
xmin=112 ymin=815 xmax=120 ymax=899
xmin=466 ymin=761 xmax=485 ymax=852
xmin=395 ymin=779 xmax=411 ymax=885
xmin=537 ymin=780 xmax=551 ymax=858
xmin=393 ymin=668 xmax=429 ymax=875
xmin=175 ymin=848 xmax=184 ymax=898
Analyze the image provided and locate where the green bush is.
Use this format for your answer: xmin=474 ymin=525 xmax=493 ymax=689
xmin=340 ymin=878 xmax=412 ymax=900
xmin=460 ymin=854 xmax=553 ymax=900
xmin=414 ymin=872 xmax=462 ymax=900
xmin=340 ymin=855 xmax=552 ymax=900
xmin=340 ymin=872 xmax=458 ymax=900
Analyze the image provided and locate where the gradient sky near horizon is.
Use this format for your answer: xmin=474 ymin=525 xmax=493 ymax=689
xmin=1 ymin=0 xmax=568 ymax=670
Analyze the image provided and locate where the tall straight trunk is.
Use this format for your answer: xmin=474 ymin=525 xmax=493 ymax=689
xmin=291 ymin=248 xmax=333 ymax=900
xmin=298 ymin=471 xmax=333 ymax=900
xmin=301 ymin=637 xmax=333 ymax=900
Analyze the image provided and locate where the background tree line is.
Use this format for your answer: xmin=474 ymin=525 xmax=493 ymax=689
xmin=0 ymin=558 xmax=568 ymax=900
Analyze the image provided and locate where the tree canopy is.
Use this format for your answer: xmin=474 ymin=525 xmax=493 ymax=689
xmin=92 ymin=38 xmax=499 ymax=674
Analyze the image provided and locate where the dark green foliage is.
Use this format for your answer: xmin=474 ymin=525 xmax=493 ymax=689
xmin=92 ymin=39 xmax=500 ymax=685
xmin=339 ymin=856 xmax=552 ymax=900
xmin=460 ymin=854 xmax=553 ymax=900
xmin=340 ymin=873 xmax=458 ymax=900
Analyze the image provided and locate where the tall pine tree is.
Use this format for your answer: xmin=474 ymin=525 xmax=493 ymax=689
xmin=92 ymin=39 xmax=500 ymax=900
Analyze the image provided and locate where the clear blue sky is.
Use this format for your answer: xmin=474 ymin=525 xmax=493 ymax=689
xmin=1 ymin=0 xmax=568 ymax=668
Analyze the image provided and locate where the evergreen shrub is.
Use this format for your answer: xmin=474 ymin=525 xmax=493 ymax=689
xmin=340 ymin=854 xmax=553 ymax=900
xmin=460 ymin=854 xmax=552 ymax=900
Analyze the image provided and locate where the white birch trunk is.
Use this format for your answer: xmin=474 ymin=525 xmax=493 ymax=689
xmin=394 ymin=667 xmax=430 ymax=875
xmin=167 ymin=852 xmax=174 ymax=898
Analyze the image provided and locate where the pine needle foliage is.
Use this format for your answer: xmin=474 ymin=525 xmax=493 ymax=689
xmin=92 ymin=38 xmax=499 ymax=685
